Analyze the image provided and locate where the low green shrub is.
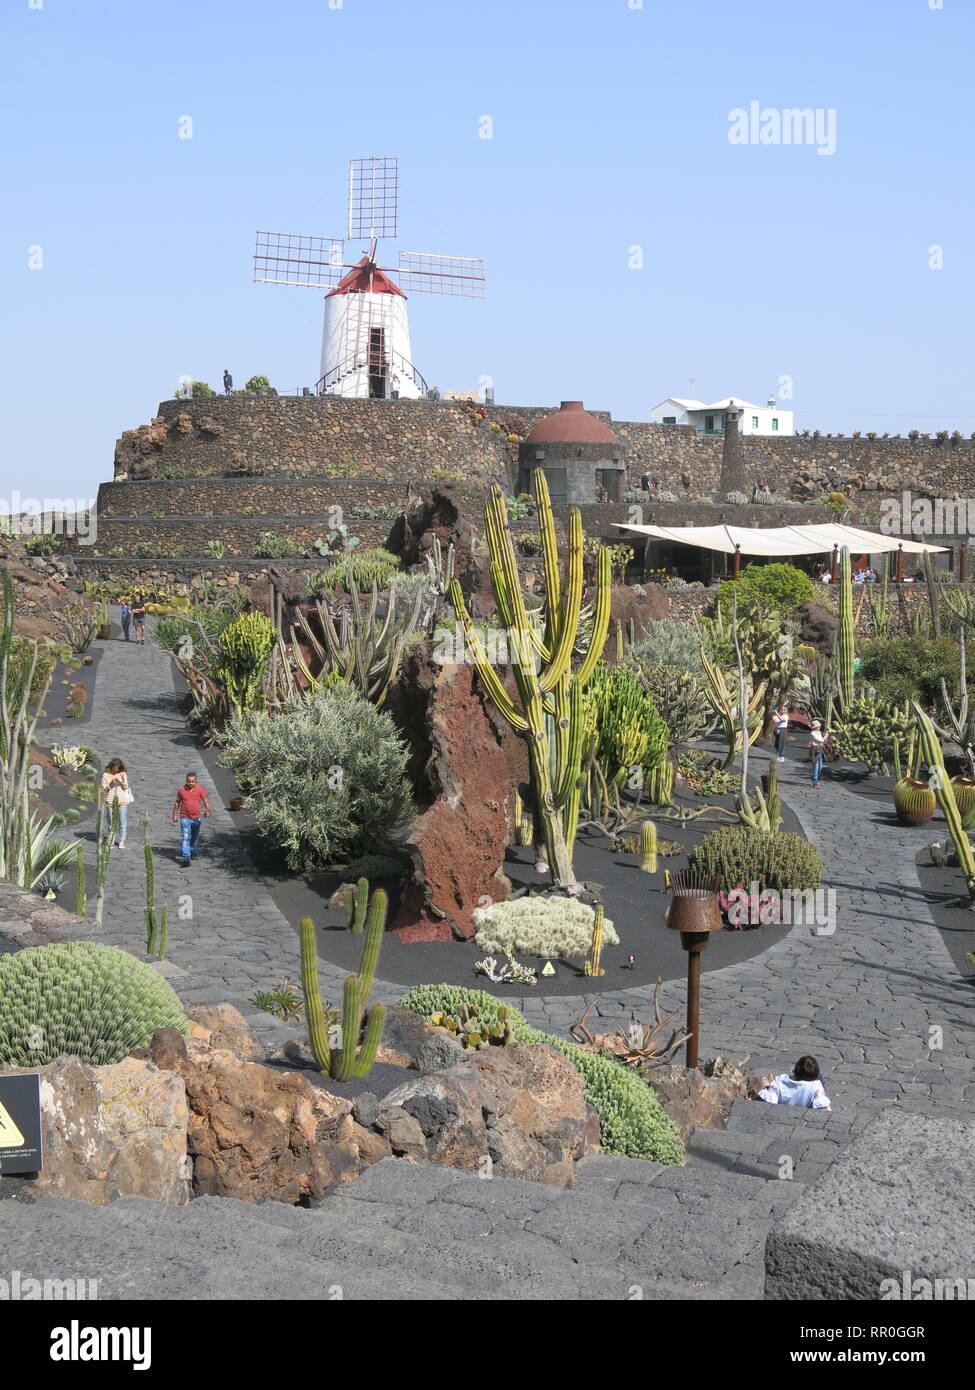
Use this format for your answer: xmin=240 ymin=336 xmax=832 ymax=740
xmin=0 ymin=942 xmax=188 ymax=1067
xmin=677 ymin=750 xmax=740 ymax=796
xmin=718 ymin=563 xmax=814 ymax=617
xmin=688 ymin=826 xmax=823 ymax=892
xmin=398 ymin=985 xmax=684 ymax=1165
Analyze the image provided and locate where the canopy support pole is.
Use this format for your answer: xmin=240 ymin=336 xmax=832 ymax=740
xmin=830 ymin=545 xmax=838 ymax=583
xmin=896 ymin=545 xmax=904 ymax=584
xmin=733 ymin=544 xmax=741 ymax=579
xmin=959 ymin=544 xmax=968 ymax=584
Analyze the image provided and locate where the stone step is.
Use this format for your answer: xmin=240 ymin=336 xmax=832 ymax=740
xmin=0 ymin=1155 xmax=796 ymax=1301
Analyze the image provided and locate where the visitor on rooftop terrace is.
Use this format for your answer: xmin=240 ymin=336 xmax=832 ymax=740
xmin=758 ymin=1056 xmax=832 ymax=1111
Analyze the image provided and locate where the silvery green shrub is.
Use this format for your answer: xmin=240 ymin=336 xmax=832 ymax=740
xmin=472 ymin=897 xmax=619 ymax=959
xmin=220 ymin=683 xmax=412 ymax=873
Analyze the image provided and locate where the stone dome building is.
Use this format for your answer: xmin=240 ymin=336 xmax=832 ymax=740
xmin=517 ymin=401 xmax=625 ymax=503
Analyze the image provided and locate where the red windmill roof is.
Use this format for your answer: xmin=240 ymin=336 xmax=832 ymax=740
xmin=326 ymin=256 xmax=406 ymax=298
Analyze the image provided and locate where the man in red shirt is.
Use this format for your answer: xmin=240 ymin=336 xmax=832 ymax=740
xmin=172 ymin=772 xmax=210 ymax=866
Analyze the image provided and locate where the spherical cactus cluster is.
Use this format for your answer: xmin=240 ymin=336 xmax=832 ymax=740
xmin=892 ymin=777 xmax=936 ymax=826
xmin=0 ymin=942 xmax=188 ymax=1068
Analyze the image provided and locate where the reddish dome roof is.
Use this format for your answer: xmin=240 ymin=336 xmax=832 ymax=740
xmin=526 ymin=400 xmax=617 ymax=444
xmin=326 ymin=256 xmax=406 ymax=298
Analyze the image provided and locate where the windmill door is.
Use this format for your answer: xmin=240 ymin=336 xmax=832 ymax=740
xmin=367 ymin=327 xmax=388 ymax=398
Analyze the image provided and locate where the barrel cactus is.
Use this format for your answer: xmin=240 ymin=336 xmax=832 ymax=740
xmin=950 ymin=776 xmax=975 ymax=821
xmin=0 ymin=942 xmax=188 ymax=1067
xmin=892 ymin=777 xmax=936 ymax=826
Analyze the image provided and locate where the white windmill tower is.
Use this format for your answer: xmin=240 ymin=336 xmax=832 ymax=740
xmin=253 ymin=157 xmax=485 ymax=399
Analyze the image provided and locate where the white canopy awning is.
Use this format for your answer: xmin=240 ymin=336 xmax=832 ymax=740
xmin=613 ymin=521 xmax=948 ymax=558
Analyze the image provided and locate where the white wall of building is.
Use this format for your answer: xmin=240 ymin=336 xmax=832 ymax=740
xmin=320 ymin=291 xmax=422 ymax=399
xmin=650 ymin=396 xmax=794 ymax=436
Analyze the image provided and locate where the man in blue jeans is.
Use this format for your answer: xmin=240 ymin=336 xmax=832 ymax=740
xmin=172 ymin=771 xmax=210 ymax=866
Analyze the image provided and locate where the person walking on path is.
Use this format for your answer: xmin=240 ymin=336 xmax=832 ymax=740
xmin=223 ymin=369 xmax=233 ymax=395
xmin=131 ymin=594 xmax=147 ymax=644
xmin=772 ymin=705 xmax=790 ymax=761
xmin=101 ymin=758 xmax=134 ymax=849
xmin=120 ymin=599 xmax=132 ymax=642
xmin=172 ymin=771 xmax=210 ymax=866
xmin=758 ymin=1056 xmax=831 ymax=1111
xmin=808 ymin=719 xmax=829 ymax=788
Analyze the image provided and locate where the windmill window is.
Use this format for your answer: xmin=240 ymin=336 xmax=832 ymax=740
xmin=752 ymin=416 xmax=759 ymax=429
xmin=772 ymin=418 xmax=779 ymax=431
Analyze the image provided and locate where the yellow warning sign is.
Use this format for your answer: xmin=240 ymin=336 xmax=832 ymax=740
xmin=540 ymin=960 xmax=556 ymax=977
xmin=0 ymin=1100 xmax=25 ymax=1148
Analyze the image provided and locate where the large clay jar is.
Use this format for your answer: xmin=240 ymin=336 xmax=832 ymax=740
xmin=892 ymin=777 xmax=936 ymax=826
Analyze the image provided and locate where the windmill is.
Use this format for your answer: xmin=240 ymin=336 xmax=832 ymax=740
xmin=253 ymin=157 xmax=485 ymax=400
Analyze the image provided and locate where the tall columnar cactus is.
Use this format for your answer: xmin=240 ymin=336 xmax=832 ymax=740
xmin=640 ymin=821 xmax=657 ymax=874
xmin=93 ymin=797 xmax=117 ymax=929
xmin=912 ymin=703 xmax=975 ymax=903
xmin=345 ymin=876 xmax=369 ymax=933
xmin=584 ymin=904 xmax=605 ymax=977
xmin=142 ymin=816 xmax=168 ymax=957
xmin=300 ymin=885 xmax=387 ymax=1080
xmin=448 ymin=470 xmax=611 ymax=891
xmin=74 ymin=842 xmax=87 ymax=918
xmin=836 ymin=545 xmax=855 ymax=713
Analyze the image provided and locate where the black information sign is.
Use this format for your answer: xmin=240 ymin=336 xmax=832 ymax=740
xmin=0 ymin=1073 xmax=43 ymax=1174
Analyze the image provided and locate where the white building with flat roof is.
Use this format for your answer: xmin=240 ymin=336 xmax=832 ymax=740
xmin=650 ymin=396 xmax=794 ymax=437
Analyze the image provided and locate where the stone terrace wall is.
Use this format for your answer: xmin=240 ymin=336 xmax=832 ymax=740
xmin=113 ymin=397 xmax=975 ymax=502
xmin=116 ymin=398 xmax=558 ymax=487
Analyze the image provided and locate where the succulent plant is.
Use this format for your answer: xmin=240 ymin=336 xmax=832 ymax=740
xmin=0 ymin=942 xmax=187 ymax=1067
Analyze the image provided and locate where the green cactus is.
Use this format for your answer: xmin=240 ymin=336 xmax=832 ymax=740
xmin=217 ymin=611 xmax=276 ymax=718
xmin=0 ymin=941 xmax=187 ymax=1067
xmin=640 ymin=821 xmax=657 ymax=873
xmin=300 ymin=884 xmax=387 ymax=1080
xmin=645 ymin=759 xmax=674 ymax=805
xmin=832 ymin=693 xmax=910 ymax=774
xmin=288 ymin=575 xmax=425 ymax=709
xmin=142 ymin=815 xmax=167 ymax=957
xmin=836 ymin=545 xmax=855 ymax=712
xmin=344 ymin=876 xmax=369 ymax=933
xmin=74 ymin=842 xmax=87 ymax=918
xmin=448 ymin=470 xmax=611 ymax=890
xmin=912 ymin=703 xmax=975 ymax=902
xmin=584 ymin=903 xmax=606 ymax=976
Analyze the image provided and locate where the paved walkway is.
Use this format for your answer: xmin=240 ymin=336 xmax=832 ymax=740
xmin=58 ymin=626 xmax=369 ymax=1017
xmin=59 ymin=625 xmax=973 ymax=1123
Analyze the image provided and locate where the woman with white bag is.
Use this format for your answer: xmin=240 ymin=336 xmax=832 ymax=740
xmin=101 ymin=758 xmax=134 ymax=848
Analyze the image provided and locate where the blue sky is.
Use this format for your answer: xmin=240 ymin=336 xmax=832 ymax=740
xmin=1 ymin=0 xmax=971 ymax=500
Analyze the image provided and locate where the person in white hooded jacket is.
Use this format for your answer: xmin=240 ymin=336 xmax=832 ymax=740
xmin=758 ymin=1055 xmax=831 ymax=1110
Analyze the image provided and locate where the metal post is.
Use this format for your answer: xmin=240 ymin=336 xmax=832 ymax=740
xmin=959 ymin=544 xmax=968 ymax=584
xmin=896 ymin=544 xmax=904 ymax=584
xmin=683 ymin=937 xmax=707 ymax=1068
xmin=830 ymin=544 xmax=838 ymax=583
xmin=733 ymin=544 xmax=741 ymax=579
